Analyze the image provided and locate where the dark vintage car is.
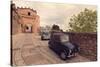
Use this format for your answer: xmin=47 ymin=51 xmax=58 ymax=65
xmin=48 ymin=32 xmax=80 ymax=60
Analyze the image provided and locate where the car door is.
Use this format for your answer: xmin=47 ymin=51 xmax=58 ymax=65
xmin=53 ymin=35 xmax=63 ymax=54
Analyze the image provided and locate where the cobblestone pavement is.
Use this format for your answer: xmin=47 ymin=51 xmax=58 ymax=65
xmin=12 ymin=33 xmax=90 ymax=66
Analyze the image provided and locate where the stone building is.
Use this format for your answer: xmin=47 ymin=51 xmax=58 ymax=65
xmin=11 ymin=3 xmax=20 ymax=35
xmin=11 ymin=3 xmax=40 ymax=35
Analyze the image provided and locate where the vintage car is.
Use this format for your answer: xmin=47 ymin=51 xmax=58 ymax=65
xmin=41 ymin=31 xmax=50 ymax=40
xmin=48 ymin=32 xmax=80 ymax=60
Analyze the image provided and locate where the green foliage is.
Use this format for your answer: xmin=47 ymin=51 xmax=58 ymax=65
xmin=51 ymin=24 xmax=60 ymax=30
xmin=69 ymin=8 xmax=97 ymax=32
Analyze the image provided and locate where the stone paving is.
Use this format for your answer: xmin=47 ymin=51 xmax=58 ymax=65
xmin=12 ymin=33 xmax=90 ymax=66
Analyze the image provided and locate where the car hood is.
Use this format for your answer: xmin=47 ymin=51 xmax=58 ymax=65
xmin=62 ymin=42 xmax=75 ymax=49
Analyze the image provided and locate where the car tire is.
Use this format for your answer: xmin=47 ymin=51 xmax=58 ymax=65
xmin=48 ymin=45 xmax=52 ymax=49
xmin=60 ymin=52 xmax=67 ymax=60
xmin=41 ymin=36 xmax=44 ymax=40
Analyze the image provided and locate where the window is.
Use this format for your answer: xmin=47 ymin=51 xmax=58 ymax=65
xmin=60 ymin=34 xmax=69 ymax=42
xmin=28 ymin=12 xmax=31 ymax=16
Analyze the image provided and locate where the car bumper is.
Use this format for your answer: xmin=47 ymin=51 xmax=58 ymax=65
xmin=66 ymin=49 xmax=78 ymax=58
xmin=67 ymin=53 xmax=78 ymax=58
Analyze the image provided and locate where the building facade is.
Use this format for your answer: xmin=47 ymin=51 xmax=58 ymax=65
xmin=11 ymin=3 xmax=40 ymax=35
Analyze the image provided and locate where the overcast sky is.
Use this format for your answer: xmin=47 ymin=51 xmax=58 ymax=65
xmin=12 ymin=0 xmax=97 ymax=31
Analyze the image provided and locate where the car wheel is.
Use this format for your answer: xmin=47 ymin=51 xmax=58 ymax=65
xmin=48 ymin=45 xmax=52 ymax=49
xmin=41 ymin=36 xmax=44 ymax=40
xmin=60 ymin=52 xmax=67 ymax=60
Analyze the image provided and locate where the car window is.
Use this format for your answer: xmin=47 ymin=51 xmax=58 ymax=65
xmin=60 ymin=34 xmax=69 ymax=42
xmin=52 ymin=34 xmax=60 ymax=42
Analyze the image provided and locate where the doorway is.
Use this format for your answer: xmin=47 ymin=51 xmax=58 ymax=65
xmin=24 ymin=24 xmax=32 ymax=33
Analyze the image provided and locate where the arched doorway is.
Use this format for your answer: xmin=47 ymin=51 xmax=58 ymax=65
xmin=24 ymin=24 xmax=32 ymax=33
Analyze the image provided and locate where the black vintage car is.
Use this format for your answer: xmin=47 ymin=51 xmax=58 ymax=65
xmin=48 ymin=32 xmax=80 ymax=60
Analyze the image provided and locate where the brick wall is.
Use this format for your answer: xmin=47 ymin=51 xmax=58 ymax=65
xmin=65 ymin=32 xmax=97 ymax=61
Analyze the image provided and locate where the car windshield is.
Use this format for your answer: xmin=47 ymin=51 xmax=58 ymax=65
xmin=60 ymin=34 xmax=69 ymax=42
xmin=43 ymin=31 xmax=49 ymax=34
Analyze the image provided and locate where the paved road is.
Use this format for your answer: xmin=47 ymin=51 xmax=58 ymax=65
xmin=12 ymin=33 xmax=90 ymax=66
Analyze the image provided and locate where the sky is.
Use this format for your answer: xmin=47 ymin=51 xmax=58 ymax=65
xmin=12 ymin=0 xmax=97 ymax=31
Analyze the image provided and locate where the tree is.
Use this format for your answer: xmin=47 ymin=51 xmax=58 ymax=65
xmin=45 ymin=25 xmax=51 ymax=31
xmin=51 ymin=24 xmax=60 ymax=31
xmin=69 ymin=8 xmax=97 ymax=32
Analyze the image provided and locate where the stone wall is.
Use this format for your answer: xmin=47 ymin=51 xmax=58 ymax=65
xmin=65 ymin=32 xmax=97 ymax=61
